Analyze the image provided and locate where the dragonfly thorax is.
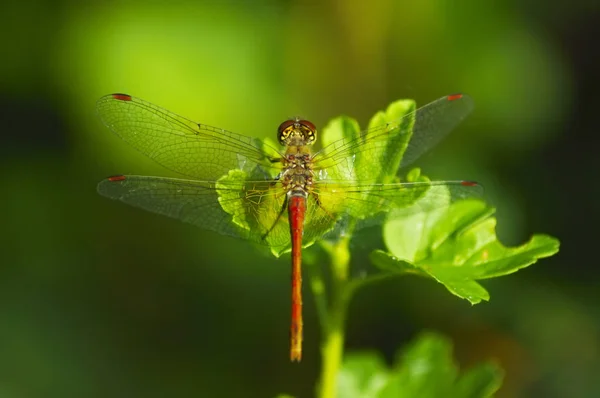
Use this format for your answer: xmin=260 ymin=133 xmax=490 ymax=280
xmin=280 ymin=152 xmax=314 ymax=199
xmin=277 ymin=118 xmax=317 ymax=147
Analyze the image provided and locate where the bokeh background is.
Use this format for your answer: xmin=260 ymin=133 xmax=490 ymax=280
xmin=1 ymin=0 xmax=597 ymax=397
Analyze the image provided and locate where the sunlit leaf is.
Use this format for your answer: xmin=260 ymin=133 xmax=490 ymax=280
xmin=370 ymin=199 xmax=560 ymax=304
xmin=319 ymin=99 xmax=416 ymax=183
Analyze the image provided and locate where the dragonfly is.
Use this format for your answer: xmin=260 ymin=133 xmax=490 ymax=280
xmin=96 ymin=92 xmax=482 ymax=362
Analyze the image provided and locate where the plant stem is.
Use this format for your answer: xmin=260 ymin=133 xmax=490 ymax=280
xmin=310 ymin=236 xmax=352 ymax=398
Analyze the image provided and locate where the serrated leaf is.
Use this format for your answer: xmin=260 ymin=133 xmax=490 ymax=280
xmin=370 ymin=199 xmax=560 ymax=304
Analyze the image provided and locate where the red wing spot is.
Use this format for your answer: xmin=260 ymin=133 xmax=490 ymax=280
xmin=461 ymin=180 xmax=478 ymax=187
xmin=108 ymin=175 xmax=127 ymax=182
xmin=112 ymin=93 xmax=132 ymax=101
xmin=447 ymin=93 xmax=463 ymax=101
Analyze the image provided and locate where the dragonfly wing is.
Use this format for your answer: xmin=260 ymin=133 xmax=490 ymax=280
xmin=306 ymin=179 xmax=484 ymax=240
xmin=97 ymin=175 xmax=292 ymax=248
xmin=401 ymin=94 xmax=473 ymax=167
xmin=312 ymin=94 xmax=474 ymax=180
xmin=96 ymin=94 xmax=282 ymax=180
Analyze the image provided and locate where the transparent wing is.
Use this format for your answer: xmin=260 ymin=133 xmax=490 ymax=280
xmin=97 ymin=93 xmax=481 ymax=250
xmin=303 ymin=179 xmax=484 ymax=242
xmin=96 ymin=94 xmax=282 ymax=180
xmin=98 ymin=175 xmax=482 ymax=251
xmin=97 ymin=175 xmax=292 ymax=248
xmin=402 ymin=94 xmax=474 ymax=167
xmin=312 ymin=94 xmax=474 ymax=179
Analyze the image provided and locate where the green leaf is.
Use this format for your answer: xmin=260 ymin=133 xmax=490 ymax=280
xmin=370 ymin=198 xmax=560 ymax=304
xmin=337 ymin=352 xmax=390 ymax=398
xmin=381 ymin=332 xmax=458 ymax=397
xmin=364 ymin=100 xmax=416 ymax=184
xmin=320 ymin=116 xmax=362 ymax=149
xmin=337 ymin=332 xmax=504 ymax=398
xmin=216 ymin=169 xmax=292 ymax=256
xmin=319 ymin=99 xmax=416 ymax=183
xmin=319 ymin=116 xmax=362 ymax=181
xmin=216 ymin=169 xmax=254 ymax=232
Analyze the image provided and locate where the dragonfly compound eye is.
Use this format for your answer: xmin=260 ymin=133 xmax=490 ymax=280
xmin=277 ymin=119 xmax=296 ymax=145
xmin=298 ymin=120 xmax=317 ymax=145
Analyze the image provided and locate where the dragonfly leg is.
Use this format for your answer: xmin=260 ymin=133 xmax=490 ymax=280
xmin=310 ymin=192 xmax=337 ymax=222
xmin=261 ymin=193 xmax=288 ymax=241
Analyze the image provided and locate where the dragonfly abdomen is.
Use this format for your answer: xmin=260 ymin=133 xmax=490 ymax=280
xmin=288 ymin=194 xmax=306 ymax=361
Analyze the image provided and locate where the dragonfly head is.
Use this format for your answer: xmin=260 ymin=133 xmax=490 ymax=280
xmin=277 ymin=118 xmax=317 ymax=147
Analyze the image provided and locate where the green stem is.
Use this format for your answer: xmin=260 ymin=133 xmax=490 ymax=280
xmin=310 ymin=237 xmax=352 ymax=398
xmin=308 ymin=238 xmax=420 ymax=397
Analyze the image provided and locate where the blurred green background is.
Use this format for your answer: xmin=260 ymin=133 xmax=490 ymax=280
xmin=1 ymin=0 xmax=597 ymax=397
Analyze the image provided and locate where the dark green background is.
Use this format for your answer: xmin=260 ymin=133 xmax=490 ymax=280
xmin=1 ymin=1 xmax=596 ymax=397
